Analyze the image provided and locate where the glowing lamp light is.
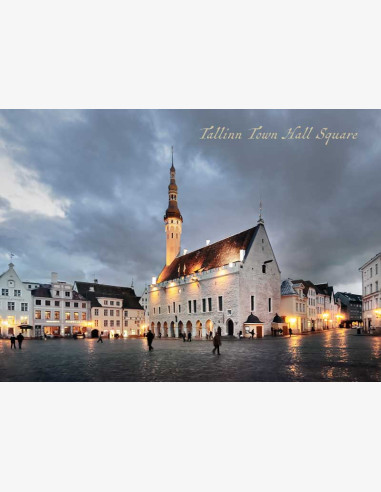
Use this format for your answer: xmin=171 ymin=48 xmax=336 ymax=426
xmin=151 ymin=276 xmax=157 ymax=285
xmin=289 ymin=318 xmax=297 ymax=325
xmin=229 ymin=262 xmax=234 ymax=268
xmin=322 ymin=313 xmax=329 ymax=319
xmin=374 ymin=309 xmax=381 ymax=317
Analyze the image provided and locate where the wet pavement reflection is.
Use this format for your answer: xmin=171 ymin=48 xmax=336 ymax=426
xmin=1 ymin=329 xmax=380 ymax=382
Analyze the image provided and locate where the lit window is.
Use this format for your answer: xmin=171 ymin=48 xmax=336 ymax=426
xmin=54 ymin=311 xmax=60 ymax=320
xmin=65 ymin=312 xmax=70 ymax=320
xmin=74 ymin=312 xmax=79 ymax=320
xmin=35 ymin=310 xmax=41 ymax=319
xmin=45 ymin=311 xmax=51 ymax=320
xmin=82 ymin=312 xmax=86 ymax=320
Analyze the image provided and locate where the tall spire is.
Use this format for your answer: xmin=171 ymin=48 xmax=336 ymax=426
xmin=258 ymin=197 xmax=264 ymax=224
xmin=164 ymin=147 xmax=183 ymax=266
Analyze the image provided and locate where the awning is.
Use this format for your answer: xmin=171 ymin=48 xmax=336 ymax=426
xmin=18 ymin=325 xmax=33 ymax=329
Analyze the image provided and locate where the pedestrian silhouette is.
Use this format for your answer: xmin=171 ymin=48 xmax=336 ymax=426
xmin=182 ymin=332 xmax=186 ymax=342
xmin=147 ymin=329 xmax=155 ymax=351
xmin=251 ymin=329 xmax=255 ymax=339
xmin=17 ymin=333 xmax=24 ymax=349
xmin=289 ymin=327 xmax=293 ymax=337
xmin=97 ymin=331 xmax=103 ymax=343
xmin=10 ymin=335 xmax=16 ymax=349
xmin=212 ymin=331 xmax=221 ymax=355
xmin=210 ymin=330 xmax=213 ymax=339
xmin=188 ymin=331 xmax=192 ymax=342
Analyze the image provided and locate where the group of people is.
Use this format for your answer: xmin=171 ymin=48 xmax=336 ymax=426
xmin=10 ymin=333 xmax=24 ymax=349
xmin=145 ymin=327 xmax=223 ymax=355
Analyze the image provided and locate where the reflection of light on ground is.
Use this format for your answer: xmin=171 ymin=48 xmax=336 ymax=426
xmin=371 ymin=338 xmax=381 ymax=359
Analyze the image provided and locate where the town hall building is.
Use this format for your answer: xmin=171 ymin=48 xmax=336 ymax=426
xmin=147 ymin=155 xmax=281 ymax=338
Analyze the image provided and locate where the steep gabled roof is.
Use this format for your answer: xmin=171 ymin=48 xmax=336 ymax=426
xmin=75 ymin=281 xmax=143 ymax=310
xmin=315 ymin=283 xmax=334 ymax=297
xmin=157 ymin=226 xmax=259 ymax=283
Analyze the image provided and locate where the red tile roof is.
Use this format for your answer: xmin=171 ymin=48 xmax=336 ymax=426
xmin=157 ymin=226 xmax=259 ymax=283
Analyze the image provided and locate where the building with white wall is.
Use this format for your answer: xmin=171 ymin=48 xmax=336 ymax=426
xmin=148 ymin=159 xmax=281 ymax=338
xmin=32 ymin=272 xmax=91 ymax=337
xmin=0 ymin=262 xmax=35 ymax=338
xmin=74 ymin=280 xmax=145 ymax=337
xmin=359 ymin=253 xmax=381 ymax=331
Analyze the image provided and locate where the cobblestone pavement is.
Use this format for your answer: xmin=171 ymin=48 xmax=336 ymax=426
xmin=1 ymin=329 xmax=381 ymax=381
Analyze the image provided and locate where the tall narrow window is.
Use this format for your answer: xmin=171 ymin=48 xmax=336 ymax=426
xmin=251 ymin=295 xmax=255 ymax=311
xmin=262 ymin=264 xmax=266 ymax=274
xmin=218 ymin=296 xmax=223 ymax=311
xmin=208 ymin=298 xmax=212 ymax=311
xmin=193 ymin=300 xmax=197 ymax=313
xmin=188 ymin=300 xmax=192 ymax=313
xmin=202 ymin=299 xmax=206 ymax=313
xmin=268 ymin=298 xmax=272 ymax=312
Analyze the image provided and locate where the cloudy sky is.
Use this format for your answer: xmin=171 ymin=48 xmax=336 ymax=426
xmin=0 ymin=109 xmax=380 ymax=295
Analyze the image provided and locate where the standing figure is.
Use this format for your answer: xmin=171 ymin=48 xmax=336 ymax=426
xmin=251 ymin=329 xmax=255 ymax=339
xmin=16 ymin=332 xmax=24 ymax=349
xmin=212 ymin=331 xmax=221 ymax=355
xmin=97 ymin=331 xmax=103 ymax=343
xmin=289 ymin=327 xmax=293 ymax=337
xmin=147 ymin=329 xmax=155 ymax=351
xmin=187 ymin=331 xmax=192 ymax=342
xmin=10 ymin=335 xmax=16 ymax=349
xmin=182 ymin=332 xmax=186 ymax=342
xmin=210 ymin=330 xmax=213 ymax=339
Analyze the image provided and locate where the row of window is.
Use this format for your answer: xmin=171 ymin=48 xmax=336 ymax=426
xmin=365 ymin=264 xmax=379 ymax=279
xmin=364 ymin=299 xmax=380 ymax=311
xmin=52 ymin=290 xmax=72 ymax=297
xmin=1 ymin=289 xmax=22 ymax=297
xmin=296 ymin=302 xmax=306 ymax=312
xmin=35 ymin=311 xmax=87 ymax=321
xmin=94 ymin=309 xmax=120 ymax=317
xmin=4 ymin=302 xmax=28 ymax=311
xmin=364 ymin=282 xmax=379 ymax=295
xmin=94 ymin=319 xmax=140 ymax=328
xmin=102 ymin=300 xmax=121 ymax=306
xmin=36 ymin=299 xmax=87 ymax=308
xmin=152 ymin=296 xmax=274 ymax=315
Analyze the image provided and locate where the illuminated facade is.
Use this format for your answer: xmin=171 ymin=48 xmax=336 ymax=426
xmin=32 ymin=273 xmax=91 ymax=337
xmin=0 ymin=262 xmax=34 ymax=338
xmin=148 ymin=159 xmax=281 ymax=337
xmin=359 ymin=253 xmax=381 ymax=331
xmin=74 ymin=281 xmax=145 ymax=337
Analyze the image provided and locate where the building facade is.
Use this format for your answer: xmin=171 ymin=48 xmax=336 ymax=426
xmin=148 ymin=159 xmax=281 ymax=337
xmin=359 ymin=253 xmax=381 ymax=331
xmin=32 ymin=273 xmax=91 ymax=337
xmin=75 ymin=281 xmax=145 ymax=337
xmin=334 ymin=292 xmax=362 ymax=328
xmin=0 ymin=262 xmax=35 ymax=338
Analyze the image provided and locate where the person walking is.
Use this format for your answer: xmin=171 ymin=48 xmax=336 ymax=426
xmin=10 ymin=334 xmax=16 ymax=349
xmin=251 ymin=329 xmax=255 ymax=339
xmin=209 ymin=330 xmax=213 ymax=339
xmin=97 ymin=331 xmax=103 ymax=343
xmin=187 ymin=331 xmax=192 ymax=342
xmin=16 ymin=332 xmax=24 ymax=349
xmin=147 ymin=329 xmax=155 ymax=351
xmin=212 ymin=332 xmax=221 ymax=355
xmin=289 ymin=327 xmax=293 ymax=337
xmin=182 ymin=332 xmax=186 ymax=342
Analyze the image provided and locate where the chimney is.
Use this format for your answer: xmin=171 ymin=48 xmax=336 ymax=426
xmin=94 ymin=279 xmax=98 ymax=284
xmin=206 ymin=240 xmax=210 ymax=246
xmin=51 ymin=272 xmax=58 ymax=283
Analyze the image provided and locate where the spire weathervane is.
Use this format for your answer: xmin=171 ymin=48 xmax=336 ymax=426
xmin=171 ymin=145 xmax=174 ymax=166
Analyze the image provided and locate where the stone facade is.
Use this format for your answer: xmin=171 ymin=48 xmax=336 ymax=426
xmin=148 ymin=161 xmax=281 ymax=337
xmin=359 ymin=253 xmax=381 ymax=331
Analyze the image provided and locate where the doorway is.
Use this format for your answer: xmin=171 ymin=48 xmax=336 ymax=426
xmin=227 ymin=319 xmax=234 ymax=336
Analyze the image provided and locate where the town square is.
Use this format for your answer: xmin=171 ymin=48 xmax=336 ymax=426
xmin=1 ymin=109 xmax=380 ymax=382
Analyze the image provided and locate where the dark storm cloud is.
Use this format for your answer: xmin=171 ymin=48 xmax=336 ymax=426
xmin=1 ymin=109 xmax=380 ymax=294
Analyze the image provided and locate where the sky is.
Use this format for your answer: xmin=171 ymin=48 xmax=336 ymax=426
xmin=0 ymin=109 xmax=380 ymax=296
